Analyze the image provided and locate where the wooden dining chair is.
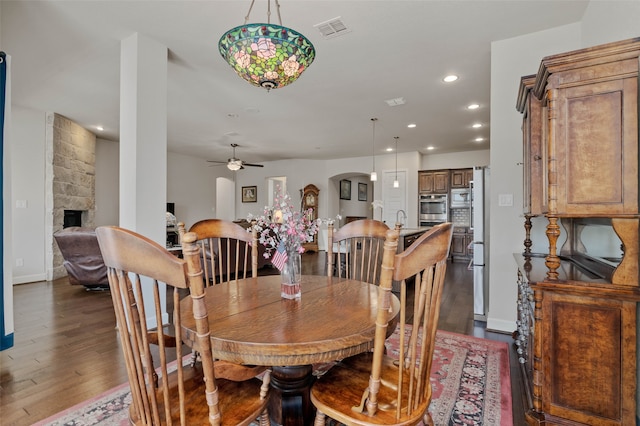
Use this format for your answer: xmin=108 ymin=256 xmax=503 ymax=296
xmin=311 ymin=222 xmax=453 ymax=426
xmin=180 ymin=219 xmax=259 ymax=286
xmin=327 ymin=219 xmax=391 ymax=285
xmin=96 ymin=226 xmax=270 ymax=426
xmin=178 ymin=219 xmax=270 ymax=381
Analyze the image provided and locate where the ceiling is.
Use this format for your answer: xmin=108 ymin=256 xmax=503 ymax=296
xmin=2 ymin=1 xmax=589 ymax=166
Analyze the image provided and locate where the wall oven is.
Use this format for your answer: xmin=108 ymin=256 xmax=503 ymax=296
xmin=419 ymin=194 xmax=448 ymax=226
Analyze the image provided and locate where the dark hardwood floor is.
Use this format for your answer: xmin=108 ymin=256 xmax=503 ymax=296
xmin=1 ymin=252 xmax=525 ymax=426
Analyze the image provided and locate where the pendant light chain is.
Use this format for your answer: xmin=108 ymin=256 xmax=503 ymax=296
xmin=395 ymin=136 xmax=398 ymax=180
xmin=245 ymin=0 xmax=283 ymax=26
xmin=243 ymin=0 xmax=255 ymax=24
xmin=393 ymin=136 xmax=400 ymax=188
xmin=370 ymin=118 xmax=378 ymax=182
xmin=274 ymin=0 xmax=283 ymax=26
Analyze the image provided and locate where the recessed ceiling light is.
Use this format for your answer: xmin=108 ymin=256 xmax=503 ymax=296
xmin=475 ymin=137 xmax=484 ymax=142
xmin=426 ymin=146 xmax=435 ymax=151
xmin=386 ymin=147 xmax=393 ymax=152
xmin=96 ymin=126 xmax=104 ymax=131
xmin=472 ymin=123 xmax=482 ymax=128
xmin=443 ymin=75 xmax=458 ymax=83
xmin=407 ymin=123 xmax=417 ymax=128
xmin=467 ymin=103 xmax=480 ymax=110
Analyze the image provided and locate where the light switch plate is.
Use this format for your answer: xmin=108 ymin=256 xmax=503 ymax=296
xmin=498 ymin=193 xmax=513 ymax=207
xmin=16 ymin=200 xmax=27 ymax=209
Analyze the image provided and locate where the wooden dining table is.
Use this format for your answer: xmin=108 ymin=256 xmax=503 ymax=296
xmin=179 ymin=274 xmax=400 ymax=426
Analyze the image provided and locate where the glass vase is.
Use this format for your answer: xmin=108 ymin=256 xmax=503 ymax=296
xmin=280 ymin=251 xmax=302 ymax=299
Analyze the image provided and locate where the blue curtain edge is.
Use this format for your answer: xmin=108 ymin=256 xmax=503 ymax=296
xmin=1 ymin=51 xmax=11 ymax=351
xmin=0 ymin=333 xmax=14 ymax=351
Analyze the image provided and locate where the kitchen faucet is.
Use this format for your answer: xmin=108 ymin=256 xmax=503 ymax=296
xmin=396 ymin=209 xmax=407 ymax=227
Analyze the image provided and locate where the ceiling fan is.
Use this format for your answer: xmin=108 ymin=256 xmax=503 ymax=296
xmin=207 ymin=143 xmax=264 ymax=170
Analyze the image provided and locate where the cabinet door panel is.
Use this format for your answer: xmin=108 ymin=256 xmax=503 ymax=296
xmin=419 ymin=172 xmax=434 ymax=193
xmin=450 ymin=234 xmax=466 ymax=257
xmin=451 ymin=170 xmax=465 ymax=188
xmin=464 ymin=169 xmax=474 ymax=187
xmin=553 ymin=78 xmax=638 ymax=215
xmin=433 ymin=172 xmax=449 ymax=193
xmin=541 ymin=291 xmax=636 ymax=425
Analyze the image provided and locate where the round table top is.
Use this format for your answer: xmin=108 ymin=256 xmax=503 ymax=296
xmin=180 ymin=274 xmax=399 ymax=366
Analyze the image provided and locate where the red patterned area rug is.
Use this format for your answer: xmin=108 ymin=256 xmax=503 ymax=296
xmin=34 ymin=326 xmax=512 ymax=426
xmin=385 ymin=326 xmax=513 ymax=426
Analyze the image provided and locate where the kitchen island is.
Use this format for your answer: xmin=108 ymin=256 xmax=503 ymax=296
xmin=397 ymin=227 xmax=432 ymax=252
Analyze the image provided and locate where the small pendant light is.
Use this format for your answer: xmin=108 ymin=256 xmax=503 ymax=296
xmin=393 ymin=136 xmax=399 ymax=188
xmin=370 ymin=118 xmax=378 ymax=182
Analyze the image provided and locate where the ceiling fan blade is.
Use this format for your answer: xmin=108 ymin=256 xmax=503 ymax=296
xmin=242 ymin=163 xmax=264 ymax=167
xmin=206 ymin=160 xmax=227 ymax=164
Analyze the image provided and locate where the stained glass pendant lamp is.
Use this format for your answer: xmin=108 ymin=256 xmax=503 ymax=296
xmin=218 ymin=0 xmax=316 ymax=91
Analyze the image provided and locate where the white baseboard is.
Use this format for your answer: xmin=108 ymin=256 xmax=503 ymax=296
xmin=486 ymin=317 xmax=516 ymax=334
xmin=13 ymin=273 xmax=47 ymax=285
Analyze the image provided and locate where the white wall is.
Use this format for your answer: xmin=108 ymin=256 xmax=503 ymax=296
xmin=166 ymin=151 xmax=217 ymax=229
xmin=581 ymin=1 xmax=640 ymax=47
xmin=215 ymin=177 xmax=235 ymax=222
xmin=421 ymin=149 xmax=490 ymax=170
xmin=11 ymin=109 xmax=219 ymax=283
xmin=95 ymin=139 xmax=119 ymax=226
xmin=488 ymin=23 xmax=582 ymax=331
xmin=95 ymin=142 xmax=217 ymax=229
xmin=11 ymin=106 xmax=46 ymax=284
xmin=233 ymin=158 xmax=328 ymax=222
xmin=337 ymin=175 xmax=371 ymax=226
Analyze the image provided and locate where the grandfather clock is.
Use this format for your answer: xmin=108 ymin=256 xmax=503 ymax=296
xmin=302 ymin=184 xmax=319 ymax=252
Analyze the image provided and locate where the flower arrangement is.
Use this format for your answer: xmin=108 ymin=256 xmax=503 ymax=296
xmin=249 ymin=191 xmax=320 ymax=259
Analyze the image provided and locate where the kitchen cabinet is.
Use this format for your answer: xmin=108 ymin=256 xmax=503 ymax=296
xmin=398 ymin=228 xmax=428 ymax=252
xmin=418 ymin=170 xmax=449 ymax=194
xmin=450 ymin=226 xmax=472 ymax=261
xmin=514 ymin=38 xmax=640 ymax=426
xmin=450 ymin=169 xmax=473 ymax=188
xmin=516 ymin=75 xmax=546 ymax=218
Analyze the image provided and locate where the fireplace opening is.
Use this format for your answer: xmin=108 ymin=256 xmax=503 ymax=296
xmin=63 ymin=210 xmax=83 ymax=228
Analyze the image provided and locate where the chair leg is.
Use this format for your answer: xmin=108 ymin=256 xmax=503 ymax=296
xmin=314 ymin=410 xmax=326 ymax=426
xmin=422 ymin=411 xmax=434 ymax=426
xmin=259 ymin=409 xmax=270 ymax=426
xmin=190 ymin=349 xmax=200 ymax=367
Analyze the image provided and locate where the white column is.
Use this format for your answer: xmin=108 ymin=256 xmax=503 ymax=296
xmin=119 ymin=33 xmax=168 ymax=327
xmin=119 ymin=33 xmax=167 ymax=245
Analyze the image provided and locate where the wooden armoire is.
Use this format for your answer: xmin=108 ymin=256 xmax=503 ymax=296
xmin=515 ymin=38 xmax=640 ymax=426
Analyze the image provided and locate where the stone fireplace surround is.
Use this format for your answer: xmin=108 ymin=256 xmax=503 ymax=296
xmin=45 ymin=113 xmax=96 ymax=281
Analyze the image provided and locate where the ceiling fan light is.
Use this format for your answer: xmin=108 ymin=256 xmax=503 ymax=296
xmin=227 ymin=161 xmax=243 ymax=171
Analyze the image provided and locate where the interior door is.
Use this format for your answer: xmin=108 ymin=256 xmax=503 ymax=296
xmin=382 ymin=170 xmax=407 ymax=227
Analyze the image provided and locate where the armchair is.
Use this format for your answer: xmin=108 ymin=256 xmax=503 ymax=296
xmin=53 ymin=227 xmax=109 ymax=289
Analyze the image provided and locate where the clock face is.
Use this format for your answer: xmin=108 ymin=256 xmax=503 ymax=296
xmin=306 ymin=193 xmax=316 ymax=207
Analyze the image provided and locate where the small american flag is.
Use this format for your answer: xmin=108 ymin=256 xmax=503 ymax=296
xmin=271 ymin=241 xmax=288 ymax=271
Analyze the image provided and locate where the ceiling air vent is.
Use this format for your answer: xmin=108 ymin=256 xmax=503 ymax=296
xmin=314 ymin=17 xmax=351 ymax=39
xmin=385 ymin=97 xmax=406 ymax=107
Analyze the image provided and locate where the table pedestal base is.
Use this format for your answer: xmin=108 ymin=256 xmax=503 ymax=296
xmin=268 ymin=365 xmax=316 ymax=426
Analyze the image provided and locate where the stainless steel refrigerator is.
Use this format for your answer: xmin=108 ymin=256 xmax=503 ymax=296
xmin=470 ymin=166 xmax=490 ymax=321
